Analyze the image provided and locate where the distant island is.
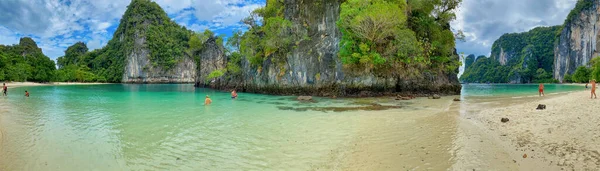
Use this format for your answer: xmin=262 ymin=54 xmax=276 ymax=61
xmin=461 ymin=0 xmax=600 ymax=84
xmin=0 ymin=0 xmax=462 ymax=97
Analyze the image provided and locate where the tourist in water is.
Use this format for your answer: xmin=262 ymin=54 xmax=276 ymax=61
xmin=591 ymin=80 xmax=597 ymax=99
xmin=2 ymin=83 xmax=7 ymax=96
xmin=538 ymin=83 xmax=545 ymax=97
xmin=231 ymin=90 xmax=238 ymax=99
xmin=205 ymin=95 xmax=212 ymax=105
xmin=586 ymin=83 xmax=589 ymax=89
xmin=24 ymin=91 xmax=29 ymax=97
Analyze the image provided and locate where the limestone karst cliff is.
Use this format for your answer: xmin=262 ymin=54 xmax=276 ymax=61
xmin=554 ymin=0 xmax=598 ymax=82
xmin=205 ymin=0 xmax=462 ymax=97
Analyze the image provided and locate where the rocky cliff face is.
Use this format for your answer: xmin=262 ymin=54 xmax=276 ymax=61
xmin=207 ymin=0 xmax=460 ymax=97
xmin=554 ymin=0 xmax=599 ymax=82
xmin=122 ymin=32 xmax=196 ymax=83
xmin=195 ymin=37 xmax=226 ymax=87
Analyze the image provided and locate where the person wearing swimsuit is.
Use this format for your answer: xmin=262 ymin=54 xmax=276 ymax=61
xmin=2 ymin=83 xmax=7 ymax=96
xmin=538 ymin=83 xmax=544 ymax=97
xmin=591 ymin=80 xmax=597 ymax=99
xmin=231 ymin=90 xmax=238 ymax=99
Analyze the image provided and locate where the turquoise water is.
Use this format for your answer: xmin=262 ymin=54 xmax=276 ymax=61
xmin=0 ymin=84 xmax=585 ymax=170
xmin=461 ymin=84 xmax=583 ymax=97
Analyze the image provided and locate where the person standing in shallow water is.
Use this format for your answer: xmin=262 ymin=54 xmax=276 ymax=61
xmin=24 ymin=91 xmax=29 ymax=97
xmin=538 ymin=83 xmax=545 ymax=97
xmin=231 ymin=90 xmax=238 ymax=99
xmin=591 ymin=80 xmax=597 ymax=99
xmin=205 ymin=95 xmax=212 ymax=105
xmin=2 ymin=83 xmax=7 ymax=96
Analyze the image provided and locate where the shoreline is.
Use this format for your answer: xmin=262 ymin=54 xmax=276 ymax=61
xmin=2 ymin=82 xmax=113 ymax=88
xmin=465 ymin=89 xmax=599 ymax=170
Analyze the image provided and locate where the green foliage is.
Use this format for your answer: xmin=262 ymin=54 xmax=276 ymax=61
xmin=573 ymin=66 xmax=591 ymax=83
xmin=564 ymin=0 xmax=594 ymax=26
xmin=590 ymin=57 xmax=600 ymax=81
xmin=462 ymin=26 xmax=562 ymax=83
xmin=338 ymin=0 xmax=407 ymax=70
xmin=58 ymin=42 xmax=88 ymax=68
xmin=53 ymin=0 xmax=194 ymax=82
xmin=464 ymin=54 xmax=475 ymax=69
xmin=460 ymin=57 xmax=511 ymax=83
xmin=206 ymin=69 xmax=226 ymax=81
xmin=226 ymin=52 xmax=243 ymax=76
xmin=0 ymin=39 xmax=56 ymax=82
xmin=226 ymin=30 xmax=243 ymax=51
xmin=239 ymin=0 xmax=309 ymax=67
xmin=563 ymin=73 xmax=573 ymax=83
xmin=336 ymin=0 xmax=462 ymax=76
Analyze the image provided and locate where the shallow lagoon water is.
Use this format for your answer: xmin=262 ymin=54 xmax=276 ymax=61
xmin=0 ymin=84 xmax=584 ymax=170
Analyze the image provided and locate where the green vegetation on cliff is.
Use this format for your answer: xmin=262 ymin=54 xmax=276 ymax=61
xmin=56 ymin=0 xmax=194 ymax=82
xmin=567 ymin=57 xmax=600 ymax=83
xmin=564 ymin=0 xmax=594 ymax=26
xmin=337 ymin=0 xmax=461 ymax=76
xmin=464 ymin=54 xmax=475 ymax=69
xmin=0 ymin=38 xmax=56 ymax=82
xmin=461 ymin=26 xmax=562 ymax=83
xmin=235 ymin=0 xmax=462 ymax=79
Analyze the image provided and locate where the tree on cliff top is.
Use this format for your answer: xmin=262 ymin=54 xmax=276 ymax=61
xmin=0 ymin=37 xmax=56 ymax=82
xmin=338 ymin=0 xmax=462 ymax=77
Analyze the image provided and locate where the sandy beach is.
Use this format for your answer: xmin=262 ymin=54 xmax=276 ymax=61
xmin=467 ymin=90 xmax=600 ymax=170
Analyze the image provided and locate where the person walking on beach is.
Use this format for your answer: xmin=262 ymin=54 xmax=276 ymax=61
xmin=591 ymin=80 xmax=597 ymax=99
xmin=231 ymin=90 xmax=238 ymax=99
xmin=2 ymin=83 xmax=7 ymax=96
xmin=205 ymin=95 xmax=212 ymax=105
xmin=538 ymin=83 xmax=545 ymax=97
xmin=24 ymin=91 xmax=29 ymax=97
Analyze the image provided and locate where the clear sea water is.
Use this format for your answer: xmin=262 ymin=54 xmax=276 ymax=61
xmin=0 ymin=84 xmax=584 ymax=170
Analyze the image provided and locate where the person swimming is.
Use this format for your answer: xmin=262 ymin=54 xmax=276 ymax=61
xmin=205 ymin=95 xmax=212 ymax=105
xmin=231 ymin=90 xmax=238 ymax=99
xmin=24 ymin=90 xmax=29 ymax=97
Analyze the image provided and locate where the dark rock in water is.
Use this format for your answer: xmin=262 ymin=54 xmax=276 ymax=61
xmin=359 ymin=91 xmax=371 ymax=97
xmin=277 ymin=103 xmax=400 ymax=112
xmin=297 ymin=96 xmax=313 ymax=101
xmin=453 ymin=98 xmax=460 ymax=101
xmin=501 ymin=118 xmax=509 ymax=123
xmin=536 ymin=104 xmax=546 ymax=110
xmin=176 ymin=157 xmax=181 ymax=160
xmin=401 ymin=97 xmax=411 ymax=100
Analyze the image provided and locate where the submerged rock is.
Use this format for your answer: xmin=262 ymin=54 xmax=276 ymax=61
xmin=430 ymin=94 xmax=441 ymax=99
xmin=501 ymin=118 xmax=510 ymax=123
xmin=277 ymin=103 xmax=400 ymax=112
xmin=453 ymin=98 xmax=460 ymax=101
xmin=297 ymin=96 xmax=313 ymax=101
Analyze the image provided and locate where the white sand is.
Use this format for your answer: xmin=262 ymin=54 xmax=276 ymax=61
xmin=469 ymin=90 xmax=600 ymax=170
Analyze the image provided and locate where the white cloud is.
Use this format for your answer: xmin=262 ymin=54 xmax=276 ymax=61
xmin=452 ymin=0 xmax=577 ymax=56
xmin=0 ymin=0 xmax=264 ymax=60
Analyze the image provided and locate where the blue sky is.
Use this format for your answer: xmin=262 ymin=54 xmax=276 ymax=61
xmin=0 ymin=0 xmax=265 ymax=60
xmin=0 ymin=0 xmax=579 ymax=62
